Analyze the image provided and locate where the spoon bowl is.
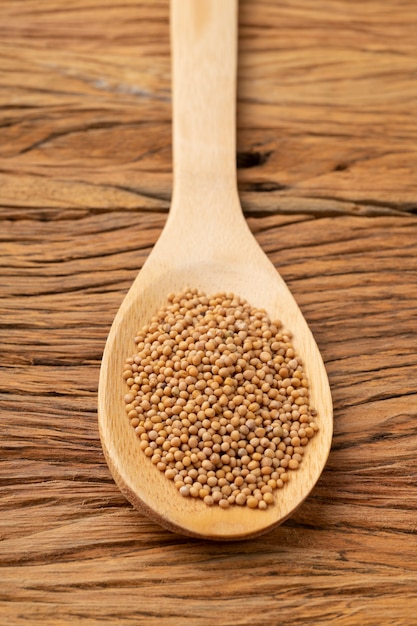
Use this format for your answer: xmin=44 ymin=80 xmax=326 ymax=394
xmin=98 ymin=0 xmax=332 ymax=540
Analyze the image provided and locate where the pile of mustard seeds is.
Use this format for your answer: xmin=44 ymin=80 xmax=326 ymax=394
xmin=123 ymin=289 xmax=318 ymax=510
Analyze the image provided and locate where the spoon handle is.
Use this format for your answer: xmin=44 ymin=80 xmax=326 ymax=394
xmin=170 ymin=0 xmax=239 ymax=216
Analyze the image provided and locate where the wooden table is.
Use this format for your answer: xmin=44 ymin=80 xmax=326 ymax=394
xmin=2 ymin=1 xmax=417 ymax=623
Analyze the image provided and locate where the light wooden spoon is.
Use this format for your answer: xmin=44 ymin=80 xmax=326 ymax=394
xmin=98 ymin=0 xmax=332 ymax=540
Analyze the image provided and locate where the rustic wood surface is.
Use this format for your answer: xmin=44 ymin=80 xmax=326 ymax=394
xmin=1 ymin=0 xmax=417 ymax=623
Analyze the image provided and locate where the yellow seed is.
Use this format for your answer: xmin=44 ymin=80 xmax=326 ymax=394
xmin=124 ymin=289 xmax=317 ymax=510
xmin=262 ymin=492 xmax=274 ymax=505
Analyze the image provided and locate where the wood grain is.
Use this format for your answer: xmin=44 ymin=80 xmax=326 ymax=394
xmin=1 ymin=0 xmax=417 ymax=623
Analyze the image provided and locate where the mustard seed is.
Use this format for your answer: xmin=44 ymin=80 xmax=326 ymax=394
xmin=124 ymin=289 xmax=318 ymax=510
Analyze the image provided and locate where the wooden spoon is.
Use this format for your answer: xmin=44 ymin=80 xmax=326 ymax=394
xmin=98 ymin=0 xmax=333 ymax=540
